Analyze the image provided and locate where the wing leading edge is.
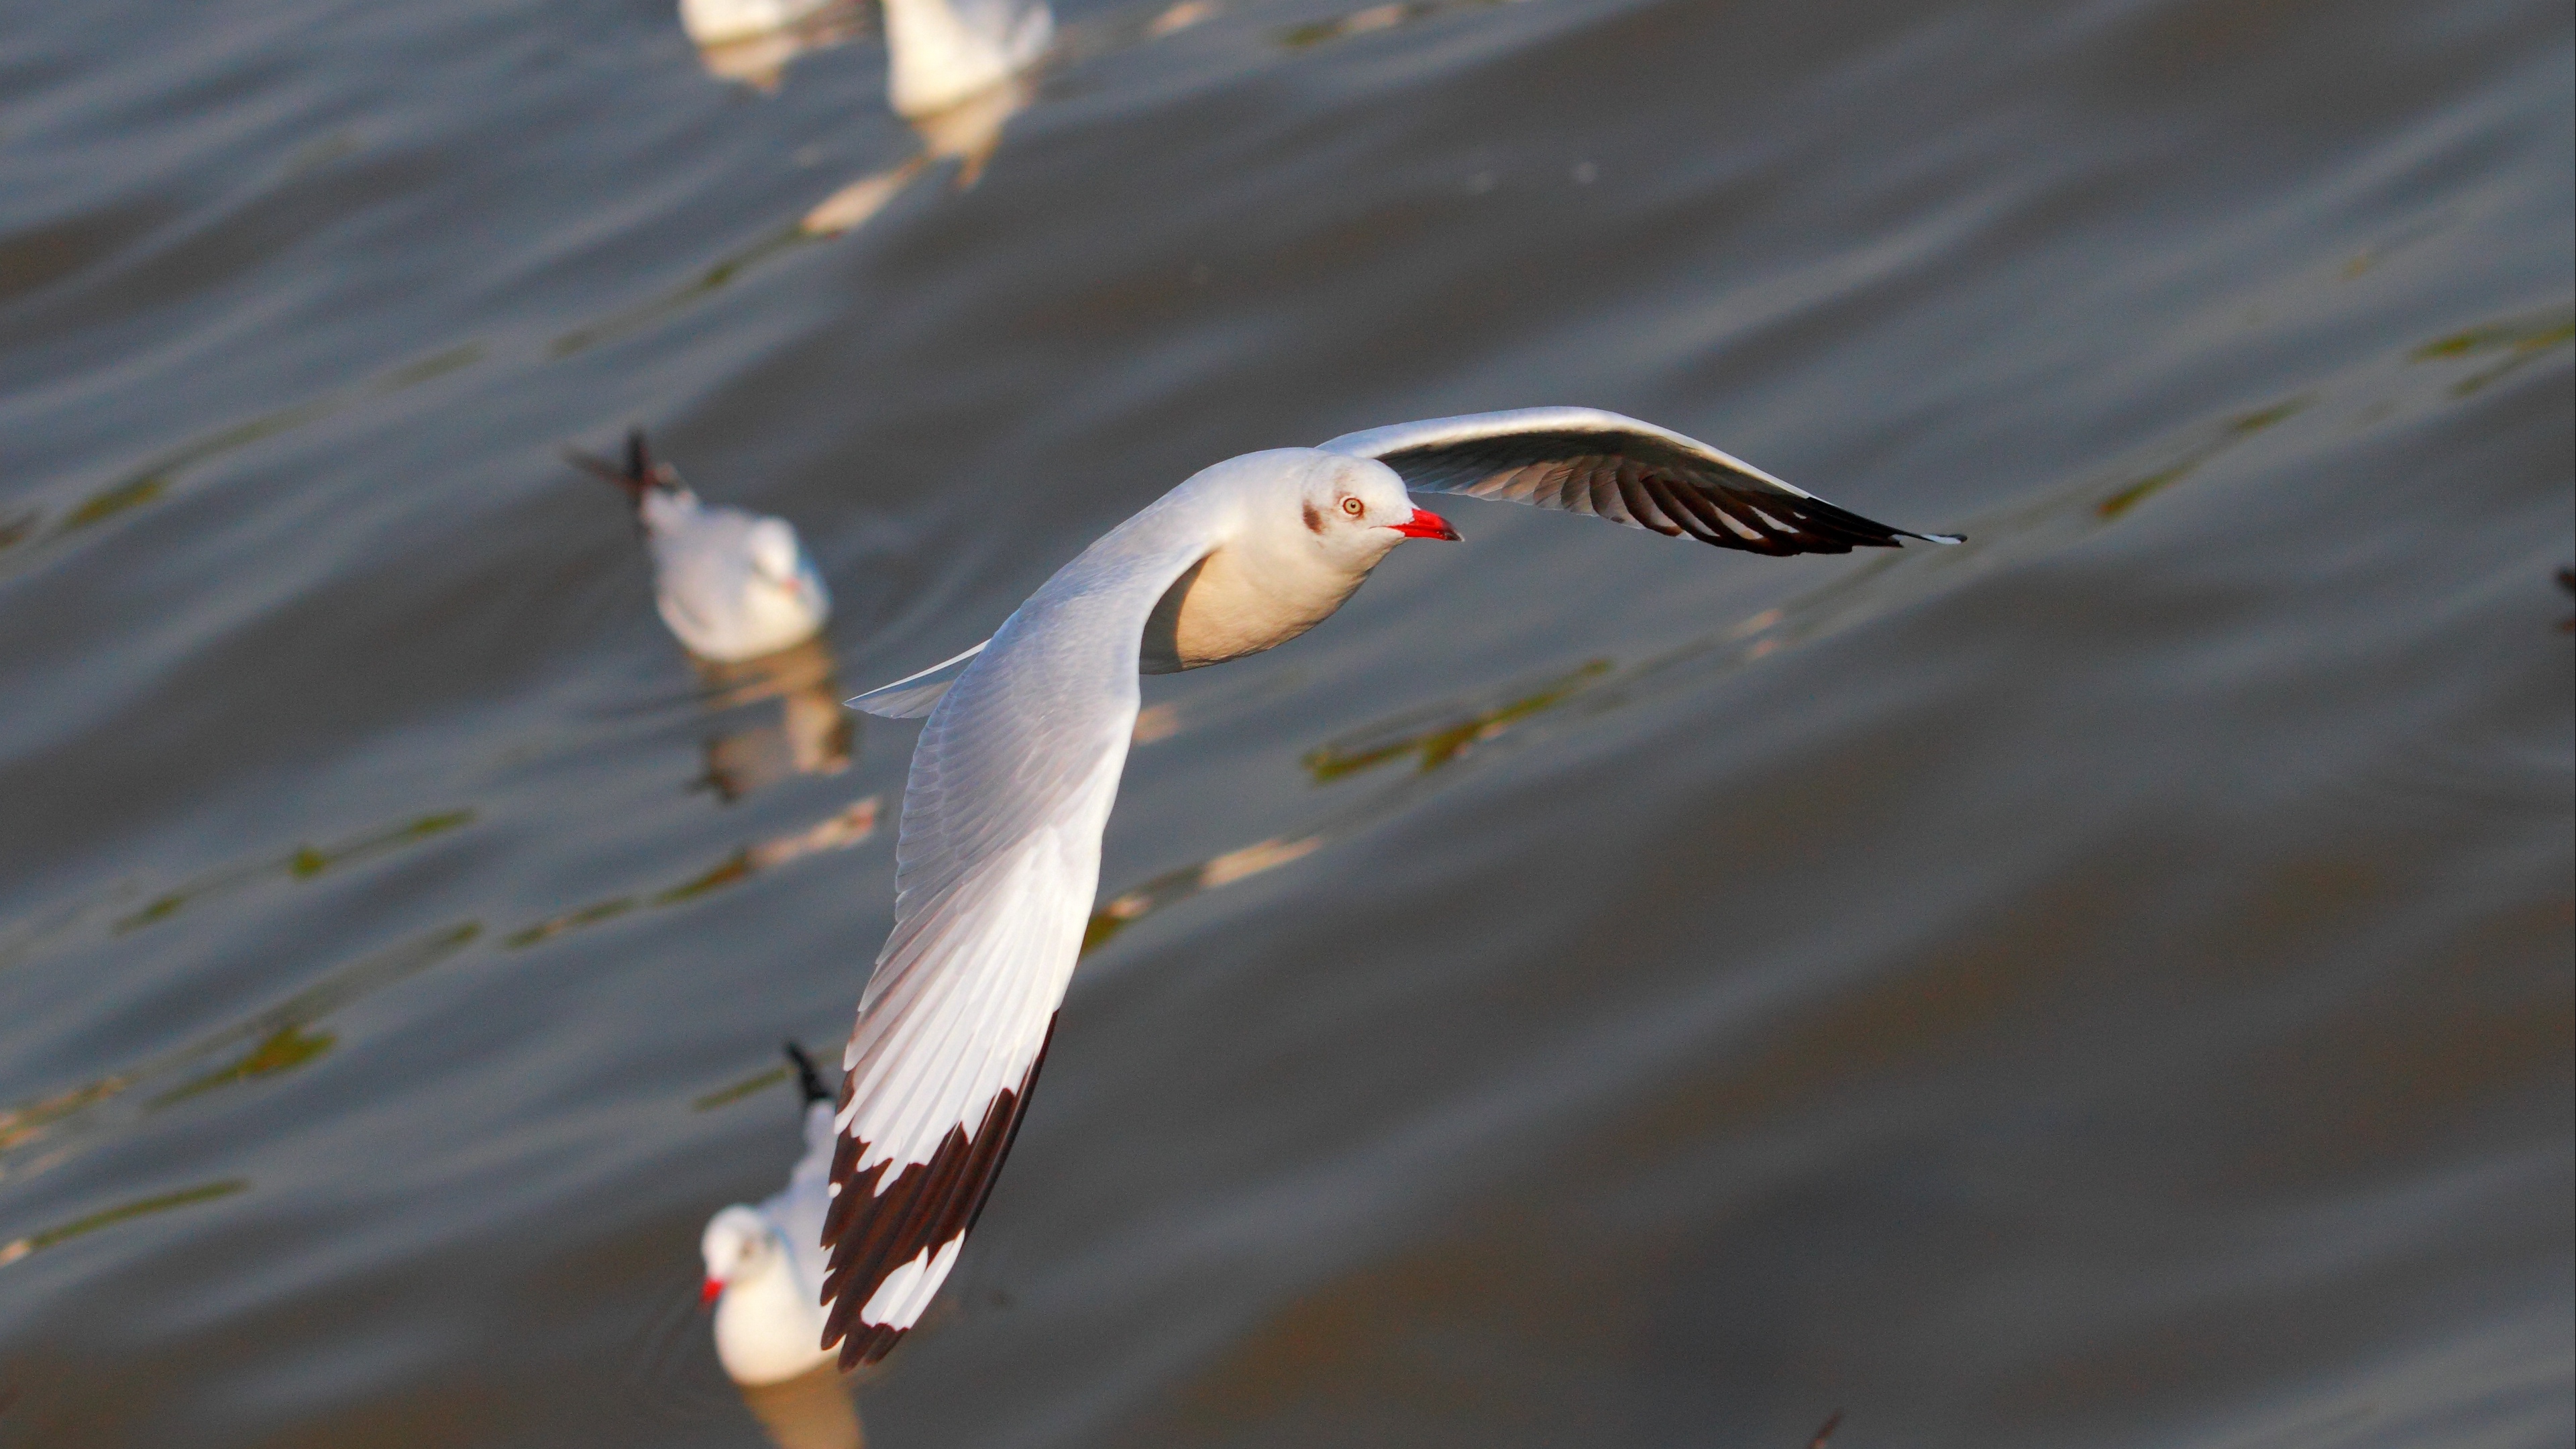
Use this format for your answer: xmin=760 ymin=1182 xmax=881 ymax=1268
xmin=1324 ymin=407 xmax=1960 ymax=557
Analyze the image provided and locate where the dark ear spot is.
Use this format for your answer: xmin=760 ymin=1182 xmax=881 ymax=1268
xmin=1302 ymin=502 xmax=1324 ymax=535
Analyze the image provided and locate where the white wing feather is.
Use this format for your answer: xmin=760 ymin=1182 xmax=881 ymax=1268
xmin=818 ymin=497 xmax=1215 ymax=1366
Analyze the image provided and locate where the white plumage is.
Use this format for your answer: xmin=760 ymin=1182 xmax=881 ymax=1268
xmin=881 ymin=0 xmax=1051 ymax=119
xmin=702 ymin=1045 xmax=843 ymax=1386
xmin=568 ymin=430 xmax=831 ymax=664
xmin=816 ymin=408 xmax=1960 ymax=1366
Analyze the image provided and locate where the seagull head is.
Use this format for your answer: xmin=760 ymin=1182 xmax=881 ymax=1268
xmin=1267 ymin=453 xmax=1458 ymax=574
xmin=1134 ymin=451 xmax=1462 ymax=675
xmin=700 ymin=1204 xmax=778 ymax=1307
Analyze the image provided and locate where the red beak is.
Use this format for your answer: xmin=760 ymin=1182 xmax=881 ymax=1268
xmin=700 ymin=1278 xmax=724 ymax=1307
xmin=1389 ymin=507 xmax=1460 ymax=541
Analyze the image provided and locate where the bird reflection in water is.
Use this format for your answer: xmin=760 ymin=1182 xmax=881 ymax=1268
xmin=735 ymin=1368 xmax=867 ymax=1449
xmin=794 ymin=0 xmax=1243 ymax=233
xmin=810 ymin=0 xmax=1541 ymax=228
xmin=686 ymin=0 xmax=872 ymax=92
xmin=496 ymin=632 xmax=877 ymax=951
xmin=694 ymin=635 xmax=859 ymax=802
xmin=566 ymin=431 xmax=857 ymax=800
xmin=797 ymin=0 xmax=1053 ymax=237
xmin=546 ymin=0 xmax=1216 ymax=357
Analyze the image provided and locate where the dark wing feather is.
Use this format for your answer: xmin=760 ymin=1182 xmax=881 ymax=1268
xmin=818 ymin=1016 xmax=1056 ymax=1366
xmin=561 ymin=426 xmax=678 ymax=508
xmin=1325 ymin=409 xmax=1960 ymax=558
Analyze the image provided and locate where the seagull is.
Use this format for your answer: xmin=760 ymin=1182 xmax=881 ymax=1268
xmin=567 ymin=430 xmax=831 ymax=664
xmin=816 ymin=407 xmax=1962 ymax=1366
xmin=881 ymin=0 xmax=1052 ymax=119
xmin=702 ymin=1042 xmax=846 ymax=1387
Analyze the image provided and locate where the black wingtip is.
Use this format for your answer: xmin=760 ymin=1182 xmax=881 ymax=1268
xmin=563 ymin=429 xmax=653 ymax=501
xmin=831 ymin=1323 xmax=904 ymax=1371
xmin=784 ymin=1040 xmax=833 ymax=1106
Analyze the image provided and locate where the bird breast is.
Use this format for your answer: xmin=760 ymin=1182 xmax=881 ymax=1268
xmin=713 ymin=1256 xmax=835 ymax=1386
xmin=1138 ymin=541 xmax=1366 ymax=674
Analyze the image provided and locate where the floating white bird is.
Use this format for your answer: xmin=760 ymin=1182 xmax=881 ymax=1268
xmin=568 ymin=430 xmax=831 ymax=664
xmin=703 ymin=1043 xmax=845 ymax=1387
xmin=882 ymin=0 xmax=1052 ymax=119
xmin=815 ymin=407 xmax=1962 ymax=1365
xmin=796 ymin=0 xmax=1049 ymax=234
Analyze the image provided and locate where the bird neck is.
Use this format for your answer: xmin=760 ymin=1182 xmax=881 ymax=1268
xmin=1138 ymin=531 xmax=1373 ymax=674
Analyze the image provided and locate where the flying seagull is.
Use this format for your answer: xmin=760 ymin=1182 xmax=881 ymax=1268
xmin=566 ymin=429 xmax=832 ymax=663
xmin=702 ymin=1042 xmax=844 ymax=1386
xmin=818 ymin=407 xmax=1960 ymax=1365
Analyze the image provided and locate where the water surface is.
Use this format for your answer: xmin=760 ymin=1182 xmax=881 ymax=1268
xmin=1 ymin=0 xmax=2569 ymax=1444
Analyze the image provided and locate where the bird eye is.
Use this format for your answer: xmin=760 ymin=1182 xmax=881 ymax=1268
xmin=1340 ymin=496 xmax=1365 ymax=518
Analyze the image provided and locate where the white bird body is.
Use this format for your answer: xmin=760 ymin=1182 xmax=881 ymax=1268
xmin=570 ymin=431 xmax=830 ymax=664
xmin=881 ymin=0 xmax=1052 ymax=118
xmin=816 ymin=409 xmax=1960 ymax=1366
xmin=705 ymin=1099 xmax=841 ymax=1385
xmin=644 ymin=490 xmax=832 ymax=662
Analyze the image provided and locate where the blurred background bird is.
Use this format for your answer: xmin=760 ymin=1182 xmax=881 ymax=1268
xmin=880 ymin=0 xmax=1052 ymax=121
xmin=700 ymin=1042 xmax=843 ymax=1387
xmin=567 ymin=430 xmax=832 ymax=663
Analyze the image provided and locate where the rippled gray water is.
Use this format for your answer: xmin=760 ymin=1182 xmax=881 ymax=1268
xmin=2 ymin=0 xmax=2569 ymax=1444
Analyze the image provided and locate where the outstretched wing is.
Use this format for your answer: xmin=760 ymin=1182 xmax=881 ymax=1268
xmin=820 ymin=515 xmax=1210 ymax=1368
xmin=1322 ymin=407 xmax=1960 ymax=557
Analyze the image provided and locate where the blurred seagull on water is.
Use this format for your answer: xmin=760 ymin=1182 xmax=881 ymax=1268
xmin=884 ymin=0 xmax=1051 ymax=119
xmin=814 ymin=407 xmax=1962 ymax=1365
xmin=568 ymin=430 xmax=830 ymax=663
xmin=798 ymin=0 xmax=1053 ymax=233
xmin=702 ymin=1043 xmax=843 ymax=1387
